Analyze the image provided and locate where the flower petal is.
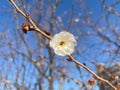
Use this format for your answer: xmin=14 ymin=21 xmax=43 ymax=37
xmin=50 ymin=31 xmax=77 ymax=56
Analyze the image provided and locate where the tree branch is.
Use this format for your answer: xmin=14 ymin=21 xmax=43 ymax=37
xmin=8 ymin=0 xmax=52 ymax=40
xmin=8 ymin=0 xmax=117 ymax=90
xmin=69 ymin=55 xmax=117 ymax=90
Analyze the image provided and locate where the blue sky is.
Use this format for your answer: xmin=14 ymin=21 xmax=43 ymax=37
xmin=0 ymin=0 xmax=102 ymax=90
xmin=0 ymin=0 xmax=120 ymax=90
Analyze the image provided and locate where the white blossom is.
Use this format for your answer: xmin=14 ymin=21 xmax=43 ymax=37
xmin=50 ymin=31 xmax=77 ymax=56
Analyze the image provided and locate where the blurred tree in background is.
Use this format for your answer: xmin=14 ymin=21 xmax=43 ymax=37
xmin=0 ymin=0 xmax=120 ymax=90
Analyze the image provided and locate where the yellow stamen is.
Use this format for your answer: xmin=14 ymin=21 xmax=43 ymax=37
xmin=60 ymin=41 xmax=65 ymax=46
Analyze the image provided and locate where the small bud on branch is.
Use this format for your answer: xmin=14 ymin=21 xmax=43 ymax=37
xmin=88 ymin=77 xmax=96 ymax=86
xmin=22 ymin=24 xmax=34 ymax=34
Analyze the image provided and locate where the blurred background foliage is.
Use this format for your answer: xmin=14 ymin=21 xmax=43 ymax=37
xmin=0 ymin=0 xmax=120 ymax=90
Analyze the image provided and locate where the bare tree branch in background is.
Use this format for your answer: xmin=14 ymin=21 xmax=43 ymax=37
xmin=7 ymin=0 xmax=117 ymax=90
xmin=1 ymin=0 xmax=120 ymax=90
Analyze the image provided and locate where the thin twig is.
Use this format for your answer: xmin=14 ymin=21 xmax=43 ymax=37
xmin=8 ymin=0 xmax=117 ymax=90
xmin=69 ymin=55 xmax=117 ymax=90
xmin=8 ymin=0 xmax=52 ymax=40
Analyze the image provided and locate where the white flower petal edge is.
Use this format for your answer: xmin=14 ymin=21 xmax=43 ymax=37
xmin=50 ymin=31 xmax=77 ymax=56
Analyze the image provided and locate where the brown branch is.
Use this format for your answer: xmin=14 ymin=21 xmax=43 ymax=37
xmin=8 ymin=0 xmax=52 ymax=40
xmin=69 ymin=55 xmax=117 ymax=90
xmin=8 ymin=0 xmax=117 ymax=90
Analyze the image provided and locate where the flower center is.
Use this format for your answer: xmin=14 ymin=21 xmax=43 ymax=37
xmin=59 ymin=41 xmax=65 ymax=46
